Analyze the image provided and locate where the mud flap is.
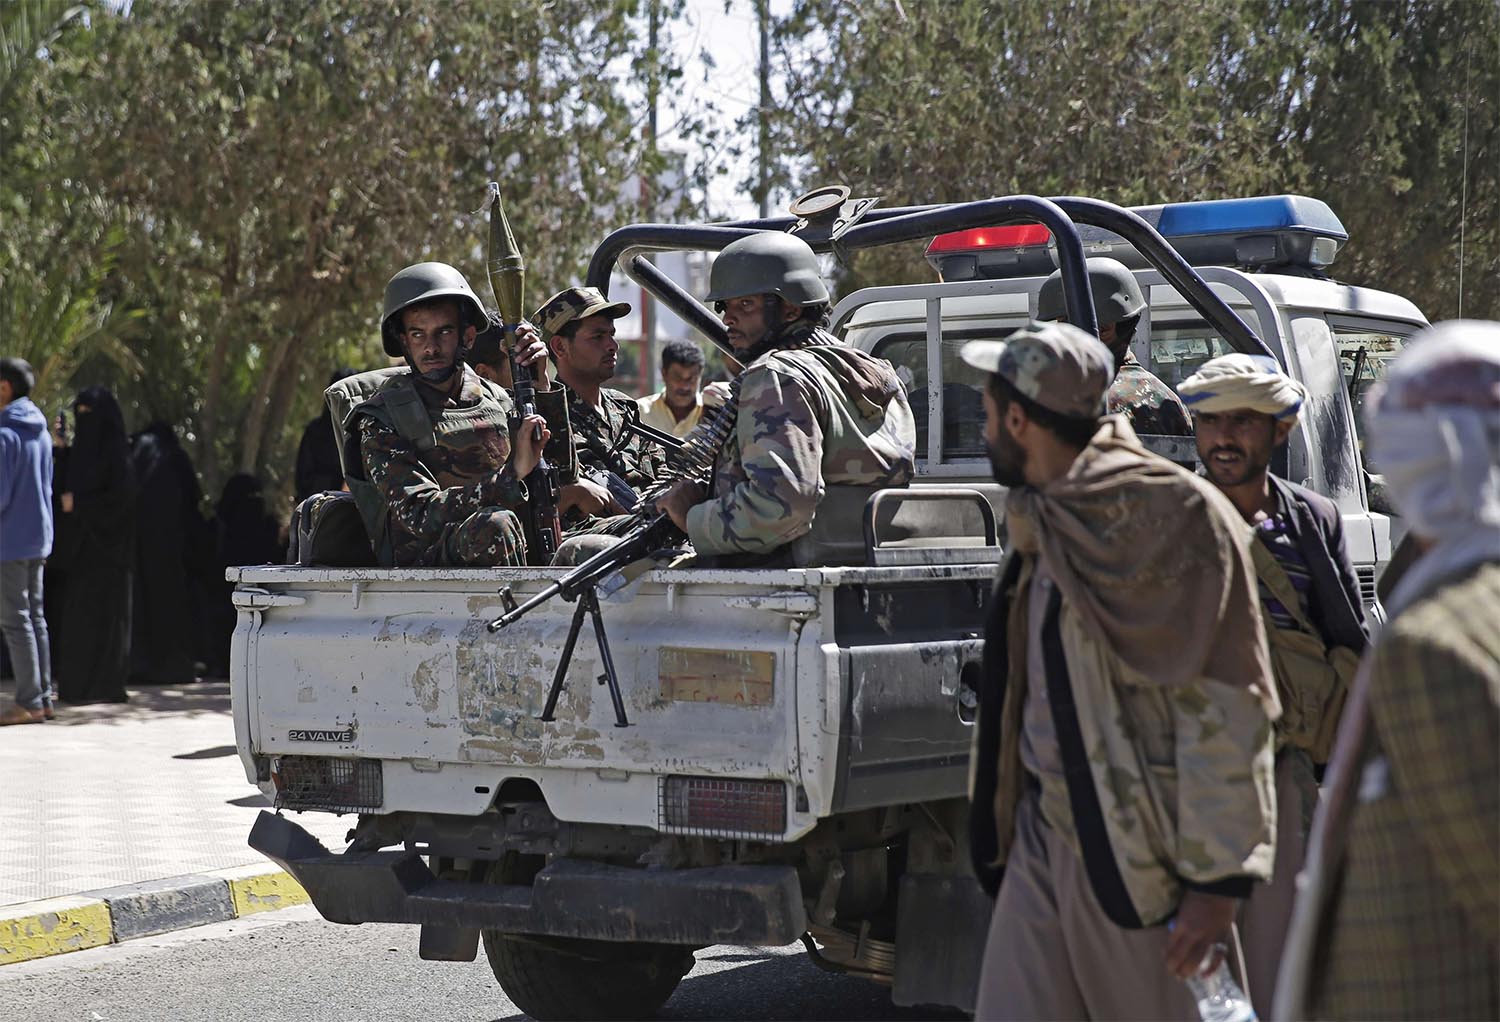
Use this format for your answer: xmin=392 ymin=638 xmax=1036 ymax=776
xmin=892 ymin=872 xmax=991 ymax=1012
xmin=419 ymin=924 xmax=481 ymax=961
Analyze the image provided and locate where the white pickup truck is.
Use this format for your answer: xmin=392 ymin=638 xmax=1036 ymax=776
xmin=236 ymin=193 xmax=1424 ymax=1019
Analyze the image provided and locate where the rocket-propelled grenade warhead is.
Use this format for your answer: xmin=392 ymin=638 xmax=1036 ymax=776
xmin=485 ymin=181 xmax=526 ymax=331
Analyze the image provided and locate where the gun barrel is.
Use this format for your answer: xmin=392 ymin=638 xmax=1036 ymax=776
xmin=484 ymin=513 xmax=676 ymax=631
xmin=487 ymin=581 xmax=564 ymax=631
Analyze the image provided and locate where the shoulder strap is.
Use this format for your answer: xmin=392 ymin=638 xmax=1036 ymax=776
xmin=1040 ymin=586 xmax=1145 ymax=928
xmin=382 ymin=382 xmax=436 ymax=453
xmin=1250 ymin=537 xmax=1322 ymax=639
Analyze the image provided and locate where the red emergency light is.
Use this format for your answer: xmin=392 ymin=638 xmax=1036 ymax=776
xmin=924 ymin=224 xmax=1052 ymax=254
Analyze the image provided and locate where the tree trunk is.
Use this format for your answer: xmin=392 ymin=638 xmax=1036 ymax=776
xmin=258 ymin=336 xmax=310 ymax=502
xmin=237 ymin=321 xmax=302 ymax=477
xmin=199 ymin=232 xmax=242 ymax=495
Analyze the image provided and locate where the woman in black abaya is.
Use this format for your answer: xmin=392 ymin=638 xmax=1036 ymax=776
xmin=55 ymin=386 xmax=137 ymax=704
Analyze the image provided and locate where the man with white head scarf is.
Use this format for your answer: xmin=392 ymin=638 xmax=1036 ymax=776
xmin=1178 ymin=353 xmax=1371 ymax=1015
xmin=1276 ymin=320 xmax=1500 ymax=1021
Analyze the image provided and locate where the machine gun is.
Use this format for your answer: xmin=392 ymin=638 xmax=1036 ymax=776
xmin=484 ymin=182 xmax=562 ymax=565
xmin=486 ymin=376 xmax=743 ymax=727
xmin=487 ymin=511 xmax=684 ymax=728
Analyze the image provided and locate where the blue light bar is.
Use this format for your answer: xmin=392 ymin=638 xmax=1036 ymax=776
xmin=1155 ymin=195 xmax=1347 ymax=241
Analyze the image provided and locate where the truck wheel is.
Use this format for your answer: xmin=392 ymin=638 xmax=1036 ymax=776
xmin=482 ymin=931 xmax=694 ymax=1021
xmin=481 ymin=852 xmax=694 ymax=1020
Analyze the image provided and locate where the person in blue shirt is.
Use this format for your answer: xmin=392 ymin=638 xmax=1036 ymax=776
xmin=0 ymin=357 xmax=55 ymax=724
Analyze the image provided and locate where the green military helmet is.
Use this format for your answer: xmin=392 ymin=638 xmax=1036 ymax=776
xmin=1036 ymin=257 xmax=1146 ymax=325
xmin=704 ymin=232 xmax=830 ymax=306
xmin=380 ymin=261 xmax=487 ymax=357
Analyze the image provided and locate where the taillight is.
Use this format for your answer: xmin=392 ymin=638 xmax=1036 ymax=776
xmin=272 ymin=756 xmax=383 ymax=813
xmin=659 ymin=775 xmax=786 ymax=841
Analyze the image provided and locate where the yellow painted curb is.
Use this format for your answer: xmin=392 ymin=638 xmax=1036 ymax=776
xmin=0 ymin=896 xmax=113 ymax=965
xmin=211 ymin=866 xmax=310 ymax=917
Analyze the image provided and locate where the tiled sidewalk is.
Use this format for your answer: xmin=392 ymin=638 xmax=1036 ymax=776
xmin=0 ymin=680 xmax=349 ymax=907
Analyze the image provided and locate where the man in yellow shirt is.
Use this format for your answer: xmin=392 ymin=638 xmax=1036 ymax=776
xmin=636 ymin=339 xmax=727 ymax=439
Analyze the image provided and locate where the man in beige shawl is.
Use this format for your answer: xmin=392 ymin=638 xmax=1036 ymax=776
xmin=965 ymin=321 xmax=1280 ymax=1021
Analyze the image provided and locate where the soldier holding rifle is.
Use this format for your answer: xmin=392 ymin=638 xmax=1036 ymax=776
xmin=348 ymin=261 xmax=552 ymax=567
xmin=534 ymin=285 xmax=669 ymax=522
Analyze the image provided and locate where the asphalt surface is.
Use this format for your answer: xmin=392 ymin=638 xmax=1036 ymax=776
xmin=1 ymin=906 xmax=951 ymax=1022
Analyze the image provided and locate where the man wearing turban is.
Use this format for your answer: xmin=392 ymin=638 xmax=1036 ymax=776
xmin=1178 ymin=353 xmax=1371 ymax=1014
xmin=1276 ymin=320 xmax=1499 ymax=1020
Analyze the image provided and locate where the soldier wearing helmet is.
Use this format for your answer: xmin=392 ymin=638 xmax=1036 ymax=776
xmin=1037 ymin=257 xmax=1193 ymax=439
xmin=345 ymin=262 xmax=553 ymax=567
xmin=654 ymin=233 xmax=917 ymax=563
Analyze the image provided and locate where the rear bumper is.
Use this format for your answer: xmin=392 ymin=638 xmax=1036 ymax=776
xmin=249 ymin=811 xmax=808 ymax=945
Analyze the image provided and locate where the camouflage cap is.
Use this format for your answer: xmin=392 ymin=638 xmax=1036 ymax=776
xmin=533 ymin=286 xmax=631 ymax=338
xmin=960 ymin=321 xmax=1115 ymax=419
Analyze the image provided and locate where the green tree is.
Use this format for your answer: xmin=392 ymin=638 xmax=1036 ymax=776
xmin=0 ymin=1 xmax=141 ymax=415
xmin=763 ymin=0 xmax=1497 ymax=319
xmin=44 ymin=0 xmax=668 ymax=498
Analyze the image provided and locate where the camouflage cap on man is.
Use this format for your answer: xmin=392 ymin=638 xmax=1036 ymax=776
xmin=960 ymin=321 xmax=1115 ymax=420
xmin=533 ymin=286 xmax=631 ymax=338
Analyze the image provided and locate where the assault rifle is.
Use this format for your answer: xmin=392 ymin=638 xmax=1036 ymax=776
xmin=484 ymin=183 xmax=561 ymax=564
xmin=487 ymin=510 xmax=685 ymax=727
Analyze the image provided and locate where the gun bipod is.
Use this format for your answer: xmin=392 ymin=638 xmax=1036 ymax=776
xmin=537 ymin=582 xmax=630 ymax=728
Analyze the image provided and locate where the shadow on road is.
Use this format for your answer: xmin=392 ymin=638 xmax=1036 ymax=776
xmin=175 ymin=744 xmax=239 ymax=759
xmin=229 ymin=793 xmax=272 ymax=807
xmin=484 ymin=945 xmax=963 ymax=1022
xmin=0 ymin=680 xmax=233 ymax=726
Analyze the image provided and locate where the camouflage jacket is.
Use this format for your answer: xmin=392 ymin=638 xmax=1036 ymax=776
xmin=972 ymin=550 xmax=1278 ymax=927
xmin=1108 ymin=352 xmax=1193 ymax=436
xmin=685 ymin=327 xmax=917 ymax=558
xmin=352 ymin=368 xmax=528 ymax=566
xmin=550 ymin=384 xmax=668 ymax=497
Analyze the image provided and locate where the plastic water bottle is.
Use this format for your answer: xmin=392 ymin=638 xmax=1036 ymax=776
xmin=1184 ymin=958 xmax=1257 ymax=1022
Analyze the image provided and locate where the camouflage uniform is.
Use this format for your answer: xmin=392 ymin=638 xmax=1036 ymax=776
xmin=684 ymin=323 xmax=917 ymax=559
xmin=1108 ymin=351 xmax=1193 ymax=436
xmin=535 ymin=383 xmax=669 ymax=541
xmin=352 ymin=368 xmax=528 ymax=567
xmin=560 ymin=384 xmax=667 ymax=496
xmin=972 ymin=546 xmax=1277 ymax=1021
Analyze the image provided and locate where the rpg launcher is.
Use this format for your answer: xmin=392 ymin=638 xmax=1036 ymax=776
xmin=484 ymin=182 xmax=561 ymax=565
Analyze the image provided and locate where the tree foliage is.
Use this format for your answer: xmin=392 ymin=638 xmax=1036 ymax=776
xmin=4 ymin=0 xmax=1493 ymax=508
xmin=16 ymin=0 xmax=669 ymax=498
xmin=0 ymin=1 xmax=141 ymax=414
xmin=763 ymin=0 xmax=1497 ymax=317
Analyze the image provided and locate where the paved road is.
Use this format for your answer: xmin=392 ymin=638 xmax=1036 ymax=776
xmin=1 ymin=906 xmax=950 ymax=1022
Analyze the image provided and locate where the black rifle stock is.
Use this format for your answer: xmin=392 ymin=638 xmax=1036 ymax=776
xmin=484 ymin=182 xmax=561 ymax=564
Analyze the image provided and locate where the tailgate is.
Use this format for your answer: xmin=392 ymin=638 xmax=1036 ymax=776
xmin=231 ymin=566 xmax=821 ymax=836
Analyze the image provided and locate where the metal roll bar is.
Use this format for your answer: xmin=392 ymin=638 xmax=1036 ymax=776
xmin=583 ymin=193 xmax=1273 ymax=361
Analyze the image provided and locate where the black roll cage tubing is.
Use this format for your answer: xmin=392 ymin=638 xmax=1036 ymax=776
xmin=583 ymin=195 xmax=1272 ymax=362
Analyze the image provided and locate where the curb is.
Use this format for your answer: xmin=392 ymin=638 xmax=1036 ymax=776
xmin=0 ymin=867 xmax=310 ymax=966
